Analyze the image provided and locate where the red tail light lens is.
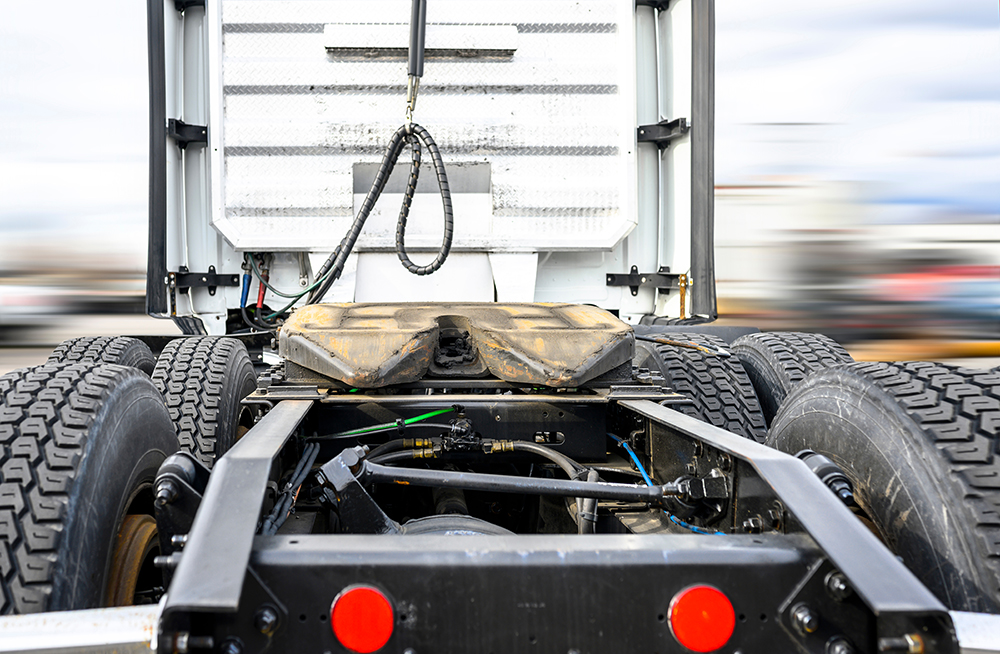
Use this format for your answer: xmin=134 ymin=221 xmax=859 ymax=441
xmin=668 ymin=585 xmax=736 ymax=652
xmin=330 ymin=585 xmax=394 ymax=653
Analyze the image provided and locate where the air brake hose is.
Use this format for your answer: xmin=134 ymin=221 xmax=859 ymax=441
xmin=507 ymin=441 xmax=588 ymax=481
xmin=307 ymin=126 xmax=453 ymax=303
xmin=308 ymin=0 xmax=451 ymax=304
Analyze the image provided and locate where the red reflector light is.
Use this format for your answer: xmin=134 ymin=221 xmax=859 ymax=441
xmin=669 ymin=585 xmax=736 ymax=652
xmin=330 ymin=585 xmax=394 ymax=653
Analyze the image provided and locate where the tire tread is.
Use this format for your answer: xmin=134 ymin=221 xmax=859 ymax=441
xmin=151 ymin=338 xmax=255 ymax=466
xmin=776 ymin=360 xmax=1000 ymax=610
xmin=731 ymin=331 xmax=853 ymax=423
xmin=642 ymin=332 xmax=767 ymax=442
xmin=0 ymin=362 xmax=144 ymax=613
xmin=48 ymin=337 xmax=156 ymax=376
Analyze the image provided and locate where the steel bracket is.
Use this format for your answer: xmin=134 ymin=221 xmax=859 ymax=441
xmin=606 ymin=265 xmax=681 ymax=296
xmin=169 ymin=266 xmax=239 ymax=296
xmin=167 ymin=118 xmax=207 ymax=149
xmin=173 ymin=0 xmax=205 ymax=13
xmin=637 ymin=117 xmax=690 ymax=149
xmin=635 ymin=0 xmax=675 ymax=10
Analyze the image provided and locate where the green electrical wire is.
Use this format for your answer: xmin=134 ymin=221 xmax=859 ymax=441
xmin=248 ymin=253 xmax=335 ymax=300
xmin=323 ymin=407 xmax=457 ymax=439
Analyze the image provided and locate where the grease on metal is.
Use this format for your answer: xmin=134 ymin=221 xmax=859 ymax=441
xmin=279 ymin=303 xmax=634 ymax=388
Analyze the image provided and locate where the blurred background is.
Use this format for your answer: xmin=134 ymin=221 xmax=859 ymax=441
xmin=0 ymin=0 xmax=997 ymax=373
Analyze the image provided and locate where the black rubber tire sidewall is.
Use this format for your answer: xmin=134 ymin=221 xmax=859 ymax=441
xmin=58 ymin=368 xmax=177 ymax=610
xmin=213 ymin=343 xmax=257 ymax=456
xmin=769 ymin=365 xmax=999 ymax=612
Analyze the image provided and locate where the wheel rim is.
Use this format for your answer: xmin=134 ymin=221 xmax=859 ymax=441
xmin=106 ymin=514 xmax=159 ymax=606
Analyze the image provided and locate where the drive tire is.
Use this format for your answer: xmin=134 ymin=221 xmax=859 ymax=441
xmin=769 ymin=361 xmax=1000 ymax=612
xmin=0 ymin=362 xmax=178 ymax=613
xmin=634 ymin=332 xmax=767 ymax=442
xmin=151 ymin=337 xmax=256 ymax=467
xmin=730 ymin=331 xmax=853 ymax=425
xmin=48 ymin=336 xmax=156 ymax=376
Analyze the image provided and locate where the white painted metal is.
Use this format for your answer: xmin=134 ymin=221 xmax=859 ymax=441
xmin=658 ymin=0 xmax=693 ymax=318
xmin=355 ymin=252 xmax=494 ymax=302
xmin=182 ymin=6 xmax=228 ymax=333
xmin=489 ymin=252 xmax=538 ymax=302
xmin=621 ymin=3 xmax=660 ymax=320
xmin=208 ymin=0 xmax=637 ymax=255
xmin=951 ymin=611 xmax=1000 ymax=654
xmin=0 ymin=604 xmax=158 ymax=654
xmin=163 ymin=0 xmax=697 ymax=323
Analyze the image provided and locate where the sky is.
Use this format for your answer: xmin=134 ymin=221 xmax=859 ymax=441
xmin=0 ymin=0 xmax=997 ymax=271
xmin=716 ymin=0 xmax=1000 ymax=220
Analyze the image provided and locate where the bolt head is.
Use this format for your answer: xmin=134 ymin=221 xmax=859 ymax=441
xmin=827 ymin=638 xmax=856 ymax=654
xmin=792 ymin=603 xmax=819 ymax=635
xmin=154 ymin=479 xmax=179 ymax=507
xmin=254 ymin=606 xmax=279 ymax=635
xmin=825 ymin=571 xmax=853 ymax=601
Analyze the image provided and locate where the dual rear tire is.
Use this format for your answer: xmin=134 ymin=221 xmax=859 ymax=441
xmin=769 ymin=362 xmax=1000 ymax=613
xmin=641 ymin=329 xmax=1000 ymax=611
xmin=1 ymin=336 xmax=256 ymax=614
xmin=0 ymin=363 xmax=177 ymax=613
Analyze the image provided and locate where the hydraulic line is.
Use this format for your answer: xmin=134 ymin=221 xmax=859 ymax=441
xmin=261 ymin=442 xmax=321 ymax=535
xmin=309 ymin=0 xmax=450 ymax=304
xmin=607 ymin=433 xmax=724 ymax=536
xmin=503 ymin=441 xmax=593 ymax=530
xmin=367 ymin=437 xmax=437 ymax=460
xmin=317 ymin=408 xmax=457 ymax=440
xmin=506 ymin=441 xmax=586 ymax=480
xmin=578 ymin=469 xmax=600 ymax=535
xmin=370 ymin=449 xmax=435 ymax=465
xmin=357 ymin=461 xmax=681 ymax=503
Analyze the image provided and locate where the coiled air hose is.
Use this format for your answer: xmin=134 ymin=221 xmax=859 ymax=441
xmin=308 ymin=0 xmax=451 ymax=304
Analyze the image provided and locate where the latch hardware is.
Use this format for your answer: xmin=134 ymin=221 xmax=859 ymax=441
xmin=168 ymin=266 xmax=240 ymax=296
xmin=167 ymin=119 xmax=208 ymax=149
xmin=637 ymin=118 xmax=690 ymax=149
xmin=606 ymin=266 xmax=681 ymax=297
xmin=174 ymin=0 xmax=205 ymax=12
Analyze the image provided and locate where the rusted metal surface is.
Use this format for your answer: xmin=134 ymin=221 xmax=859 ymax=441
xmin=106 ymin=514 xmax=159 ymax=607
xmin=279 ymin=303 xmax=634 ymax=388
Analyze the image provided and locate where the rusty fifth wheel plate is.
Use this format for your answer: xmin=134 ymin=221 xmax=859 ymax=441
xmin=278 ymin=303 xmax=634 ymax=388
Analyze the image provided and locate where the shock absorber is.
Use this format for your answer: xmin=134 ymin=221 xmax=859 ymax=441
xmin=796 ymin=450 xmax=856 ymax=506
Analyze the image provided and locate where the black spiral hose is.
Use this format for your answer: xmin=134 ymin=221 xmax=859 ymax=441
xmin=308 ymin=122 xmax=453 ymax=304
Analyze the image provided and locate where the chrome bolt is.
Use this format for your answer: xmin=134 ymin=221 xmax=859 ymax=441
xmin=825 ymin=571 xmax=852 ymax=601
xmin=792 ymin=603 xmax=819 ymax=635
xmin=254 ymin=606 xmax=279 ymax=636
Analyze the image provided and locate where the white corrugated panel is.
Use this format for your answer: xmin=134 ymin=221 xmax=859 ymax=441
xmin=209 ymin=0 xmax=637 ymax=252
